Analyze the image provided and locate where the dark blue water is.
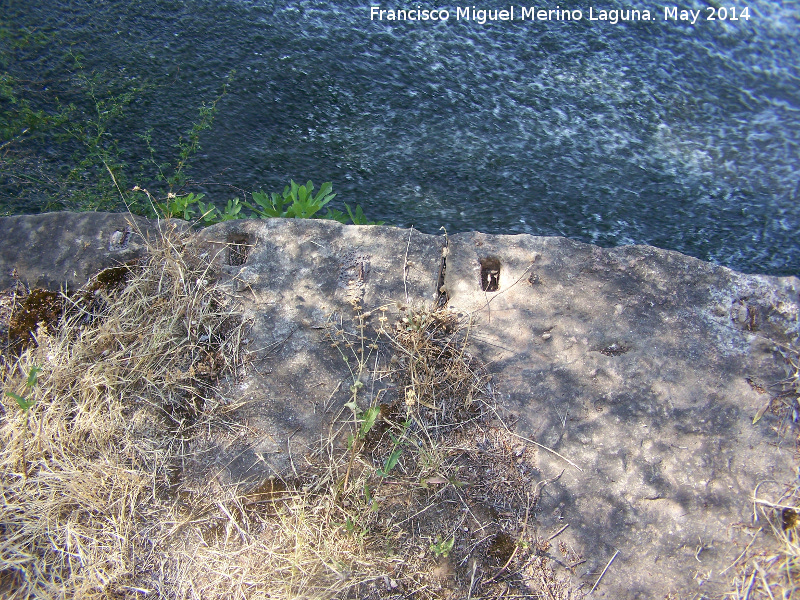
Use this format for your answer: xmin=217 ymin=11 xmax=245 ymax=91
xmin=6 ymin=0 xmax=800 ymax=275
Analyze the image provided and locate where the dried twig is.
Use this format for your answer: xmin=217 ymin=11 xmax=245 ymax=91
xmin=590 ymin=549 xmax=620 ymax=594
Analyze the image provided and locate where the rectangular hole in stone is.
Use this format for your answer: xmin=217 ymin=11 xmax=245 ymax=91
xmin=480 ymin=258 xmax=501 ymax=292
xmin=228 ymin=235 xmax=251 ymax=266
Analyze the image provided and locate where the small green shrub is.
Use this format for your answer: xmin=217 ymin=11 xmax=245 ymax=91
xmin=152 ymin=179 xmax=383 ymax=227
xmin=217 ymin=197 xmax=245 ymax=222
xmin=377 ymin=441 xmax=403 ymax=478
xmin=249 ymin=180 xmax=335 ymax=220
xmin=345 ymin=203 xmax=380 ymax=225
xmin=154 ymin=192 xmax=205 ymax=221
xmin=247 ymin=180 xmax=384 ymax=226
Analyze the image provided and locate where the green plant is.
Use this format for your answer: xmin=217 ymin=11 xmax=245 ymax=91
xmin=342 ymin=401 xmax=380 ymax=452
xmin=376 ymin=420 xmax=409 ymax=478
xmin=363 ymin=481 xmax=380 ymax=512
xmin=341 ymin=400 xmax=379 ymax=492
xmin=150 ymin=180 xmax=385 ymax=227
xmin=0 ymin=20 xmax=233 ymax=215
xmin=154 ymin=192 xmax=205 ymax=221
xmin=58 ymin=50 xmax=143 ymax=210
xmin=248 ymin=180 xmax=384 ymax=225
xmin=345 ymin=203 xmax=383 ymax=225
xmin=0 ymin=32 xmax=107 ymax=212
xmin=138 ymin=74 xmax=231 ymax=196
xmin=5 ymin=364 xmax=42 ymax=412
xmin=344 ymin=515 xmax=358 ymax=534
xmin=357 ymin=404 xmax=381 ymax=441
xmin=329 ymin=306 xmax=386 ymax=494
xmin=217 ymin=197 xmax=244 ymax=221
xmin=377 ymin=442 xmax=403 ymax=478
xmin=248 ymin=180 xmax=334 ymax=220
xmin=5 ymin=363 xmax=42 ymax=478
xmin=196 ymin=198 xmax=221 ymax=224
xmin=430 ymin=535 xmax=455 ymax=558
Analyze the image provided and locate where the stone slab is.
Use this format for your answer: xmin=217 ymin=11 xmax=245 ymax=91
xmin=0 ymin=212 xmax=163 ymax=291
xmin=444 ymin=230 xmax=800 ymax=598
xmin=2 ymin=212 xmax=799 ymax=598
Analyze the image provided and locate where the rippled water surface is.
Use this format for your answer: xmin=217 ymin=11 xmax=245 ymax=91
xmin=8 ymin=0 xmax=800 ymax=275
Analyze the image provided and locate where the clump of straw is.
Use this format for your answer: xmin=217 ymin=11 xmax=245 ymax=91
xmin=0 ymin=222 xmax=245 ymax=598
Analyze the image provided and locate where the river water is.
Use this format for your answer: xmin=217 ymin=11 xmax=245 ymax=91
xmin=6 ymin=0 xmax=800 ymax=275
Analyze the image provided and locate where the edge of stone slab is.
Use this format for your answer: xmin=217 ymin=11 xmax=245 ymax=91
xmin=443 ymin=229 xmax=800 ymax=349
xmin=0 ymin=212 xmax=186 ymax=291
xmin=0 ymin=211 xmax=798 ymax=295
xmin=446 ymin=228 xmax=799 ymax=290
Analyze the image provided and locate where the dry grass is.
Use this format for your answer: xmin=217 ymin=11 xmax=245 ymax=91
xmin=0 ymin=222 xmax=385 ymax=600
xmin=725 ymin=485 xmax=800 ymax=599
xmin=318 ymin=305 xmax=579 ymax=599
xmin=0 ymin=221 xmax=248 ymax=598
xmin=727 ymin=344 xmax=800 ymax=599
xmin=734 ymin=487 xmax=800 ymax=600
xmin=1 ymin=222 xmax=580 ymax=599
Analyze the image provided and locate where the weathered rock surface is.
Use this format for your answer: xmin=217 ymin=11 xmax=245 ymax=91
xmin=0 ymin=212 xmax=162 ymax=291
xmin=444 ymin=232 xmax=799 ymax=598
xmin=183 ymin=218 xmax=445 ymax=491
xmin=2 ymin=212 xmax=799 ymax=599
